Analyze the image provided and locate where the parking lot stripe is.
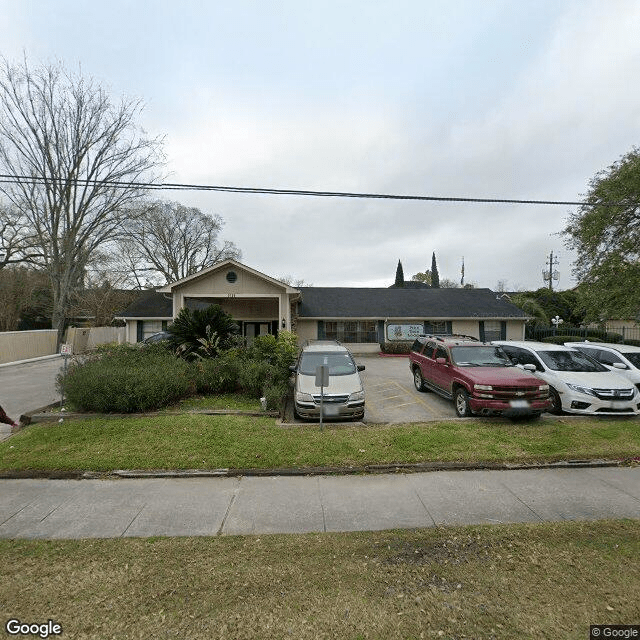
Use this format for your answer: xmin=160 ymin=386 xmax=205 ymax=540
xmin=392 ymin=380 xmax=442 ymax=415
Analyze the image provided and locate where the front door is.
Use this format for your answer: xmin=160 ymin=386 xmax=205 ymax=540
xmin=244 ymin=322 xmax=272 ymax=344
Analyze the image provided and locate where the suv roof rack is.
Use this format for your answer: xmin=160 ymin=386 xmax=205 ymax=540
xmin=418 ymin=334 xmax=479 ymax=342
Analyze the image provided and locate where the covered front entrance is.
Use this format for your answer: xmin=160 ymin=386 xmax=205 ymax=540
xmin=155 ymin=260 xmax=299 ymax=343
xmin=185 ymin=296 xmax=280 ymax=343
xmin=240 ymin=321 xmax=279 ymax=342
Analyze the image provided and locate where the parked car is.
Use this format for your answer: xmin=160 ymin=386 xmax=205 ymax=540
xmin=409 ymin=335 xmax=550 ymax=419
xmin=290 ymin=341 xmax=365 ymax=421
xmin=564 ymin=341 xmax=640 ymax=390
xmin=142 ymin=331 xmax=172 ymax=344
xmin=494 ymin=341 xmax=640 ymax=416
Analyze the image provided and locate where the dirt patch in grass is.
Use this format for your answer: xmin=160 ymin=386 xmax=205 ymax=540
xmin=1 ymin=520 xmax=639 ymax=639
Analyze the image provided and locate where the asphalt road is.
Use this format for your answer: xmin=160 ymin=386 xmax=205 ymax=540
xmin=0 ymin=356 xmax=63 ymax=426
xmin=1 ymin=466 xmax=639 ymax=539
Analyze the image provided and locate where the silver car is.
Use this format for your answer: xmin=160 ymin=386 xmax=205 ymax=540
xmin=291 ymin=341 xmax=365 ymax=421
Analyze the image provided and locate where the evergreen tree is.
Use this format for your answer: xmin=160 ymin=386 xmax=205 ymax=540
xmin=394 ymin=260 xmax=405 ymax=287
xmin=431 ymin=252 xmax=440 ymax=288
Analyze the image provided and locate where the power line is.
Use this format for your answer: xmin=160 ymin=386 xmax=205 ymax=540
xmin=0 ymin=172 xmax=629 ymax=207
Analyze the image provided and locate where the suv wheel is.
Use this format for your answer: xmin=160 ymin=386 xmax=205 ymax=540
xmin=413 ymin=368 xmax=426 ymax=392
xmin=454 ymin=388 xmax=472 ymax=417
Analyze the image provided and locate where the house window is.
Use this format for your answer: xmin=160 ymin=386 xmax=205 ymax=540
xmin=324 ymin=321 xmax=378 ymax=343
xmin=424 ymin=321 xmax=451 ymax=335
xmin=482 ymin=321 xmax=504 ymax=342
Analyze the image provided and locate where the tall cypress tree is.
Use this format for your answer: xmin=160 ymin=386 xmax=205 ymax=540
xmin=394 ymin=259 xmax=405 ymax=287
xmin=431 ymin=252 xmax=440 ymax=288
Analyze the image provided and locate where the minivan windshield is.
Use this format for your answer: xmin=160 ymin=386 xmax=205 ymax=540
xmin=537 ymin=350 xmax=607 ymax=372
xmin=450 ymin=346 xmax=512 ymax=367
xmin=298 ymin=352 xmax=357 ymax=376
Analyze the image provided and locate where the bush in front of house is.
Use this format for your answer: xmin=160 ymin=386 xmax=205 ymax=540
xmin=167 ymin=304 xmax=240 ymax=359
xmin=193 ymin=350 xmax=243 ymax=394
xmin=59 ymin=332 xmax=300 ymax=414
xmin=245 ymin=331 xmax=298 ymax=371
xmin=60 ymin=343 xmax=193 ymax=413
xmin=539 ymin=329 xmax=626 ymax=345
xmin=236 ymin=332 xmax=298 ymax=405
xmin=540 ymin=335 xmax=587 ymax=345
xmin=263 ymin=380 xmax=289 ymax=410
xmin=380 ymin=342 xmax=412 ymax=354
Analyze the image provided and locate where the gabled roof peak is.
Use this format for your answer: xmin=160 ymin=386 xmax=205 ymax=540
xmin=157 ymin=259 xmax=300 ymax=293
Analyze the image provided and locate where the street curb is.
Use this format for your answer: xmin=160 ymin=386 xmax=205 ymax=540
xmin=0 ymin=353 xmax=62 ymax=369
xmin=20 ymin=407 xmax=280 ymax=425
xmin=0 ymin=458 xmax=634 ymax=481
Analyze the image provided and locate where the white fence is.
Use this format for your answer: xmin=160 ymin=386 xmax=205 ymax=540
xmin=0 ymin=327 xmax=126 ymax=365
xmin=0 ymin=329 xmax=58 ymax=365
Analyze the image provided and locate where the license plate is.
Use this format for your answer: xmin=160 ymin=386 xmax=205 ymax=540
xmin=509 ymin=400 xmax=530 ymax=409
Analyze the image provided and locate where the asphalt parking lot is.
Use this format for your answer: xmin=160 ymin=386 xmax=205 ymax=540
xmin=357 ymin=354 xmax=456 ymax=423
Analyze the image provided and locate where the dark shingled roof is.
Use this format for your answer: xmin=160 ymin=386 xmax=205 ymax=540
xmin=117 ymin=290 xmax=173 ymax=318
xmin=117 ymin=287 xmax=528 ymax=320
xmin=388 ymin=280 xmax=432 ymax=289
xmin=297 ymin=287 xmax=527 ymax=319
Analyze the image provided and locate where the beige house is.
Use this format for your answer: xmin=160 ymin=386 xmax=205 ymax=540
xmin=118 ymin=259 xmax=529 ymax=350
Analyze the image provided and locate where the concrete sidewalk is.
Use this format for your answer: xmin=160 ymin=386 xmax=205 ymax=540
xmin=1 ymin=466 xmax=639 ymax=539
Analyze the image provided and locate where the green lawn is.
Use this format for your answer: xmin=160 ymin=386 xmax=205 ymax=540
xmin=1 ymin=413 xmax=639 ymax=471
xmin=1 ymin=520 xmax=638 ymax=639
xmin=172 ymin=393 xmax=263 ymax=412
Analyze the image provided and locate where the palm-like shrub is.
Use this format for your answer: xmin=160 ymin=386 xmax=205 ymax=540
xmin=168 ymin=305 xmax=239 ymax=360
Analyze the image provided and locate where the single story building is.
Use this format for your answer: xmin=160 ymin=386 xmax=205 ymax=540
xmin=116 ymin=259 xmax=529 ymax=351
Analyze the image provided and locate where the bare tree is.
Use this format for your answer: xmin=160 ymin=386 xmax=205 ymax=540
xmin=117 ymin=200 xmax=241 ymax=285
xmin=0 ymin=201 xmax=40 ymax=269
xmin=0 ymin=266 xmax=49 ymax=331
xmin=0 ymin=58 xmax=163 ymax=343
xmin=278 ymin=274 xmax=312 ymax=287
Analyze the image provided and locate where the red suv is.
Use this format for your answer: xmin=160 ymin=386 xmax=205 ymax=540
xmin=409 ymin=335 xmax=550 ymax=418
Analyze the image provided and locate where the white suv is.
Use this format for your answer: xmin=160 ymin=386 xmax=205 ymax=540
xmin=493 ymin=341 xmax=639 ymax=416
xmin=290 ymin=341 xmax=366 ymax=421
xmin=565 ymin=342 xmax=640 ymax=390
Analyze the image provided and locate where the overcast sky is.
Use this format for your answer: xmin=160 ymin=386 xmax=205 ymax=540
xmin=2 ymin=0 xmax=640 ymax=290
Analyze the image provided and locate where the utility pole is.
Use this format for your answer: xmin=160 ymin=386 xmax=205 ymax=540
xmin=542 ymin=252 xmax=560 ymax=291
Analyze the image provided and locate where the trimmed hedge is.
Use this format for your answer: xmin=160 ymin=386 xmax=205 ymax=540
xmin=540 ymin=335 xmax=587 ymax=345
xmin=380 ymin=342 xmax=412 ymax=354
xmin=60 ymin=344 xmax=193 ymax=413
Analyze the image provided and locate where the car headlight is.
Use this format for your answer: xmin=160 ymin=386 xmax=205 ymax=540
xmin=349 ymin=390 xmax=365 ymax=401
xmin=539 ymin=384 xmax=549 ymax=391
xmin=295 ymin=392 xmax=314 ymax=402
xmin=474 ymin=384 xmax=493 ymax=391
xmin=566 ymin=383 xmax=597 ymax=397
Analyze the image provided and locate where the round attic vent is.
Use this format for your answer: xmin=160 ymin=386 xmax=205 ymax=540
xmin=226 ymin=270 xmax=238 ymax=283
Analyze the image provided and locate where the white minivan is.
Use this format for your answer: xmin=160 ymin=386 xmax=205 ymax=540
xmin=492 ymin=341 xmax=639 ymax=416
xmin=565 ymin=341 xmax=640 ymax=389
xmin=290 ymin=341 xmax=366 ymax=421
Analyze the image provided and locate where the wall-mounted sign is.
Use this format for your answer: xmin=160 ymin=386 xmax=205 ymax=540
xmin=386 ymin=324 xmax=423 ymax=341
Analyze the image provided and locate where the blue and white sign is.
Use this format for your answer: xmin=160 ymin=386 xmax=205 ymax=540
xmin=386 ymin=324 xmax=423 ymax=341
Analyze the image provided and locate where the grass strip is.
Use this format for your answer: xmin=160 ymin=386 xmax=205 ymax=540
xmin=0 ymin=415 xmax=639 ymax=471
xmin=1 ymin=520 xmax=638 ymax=639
